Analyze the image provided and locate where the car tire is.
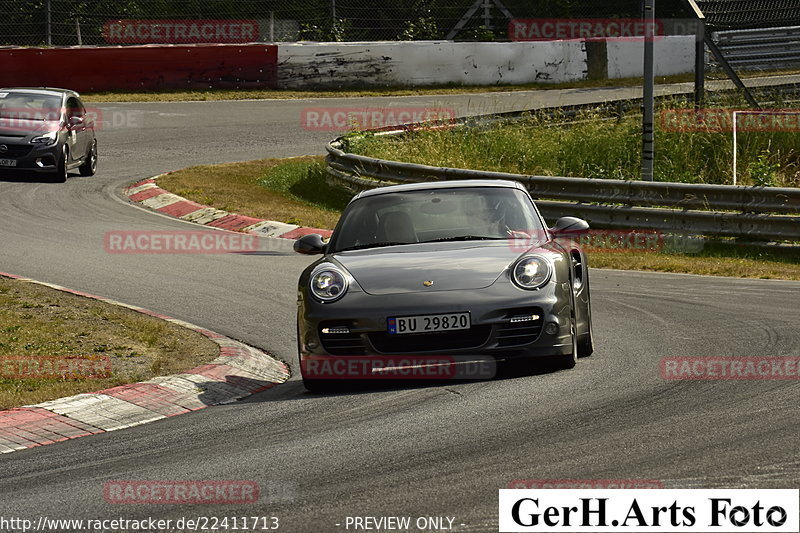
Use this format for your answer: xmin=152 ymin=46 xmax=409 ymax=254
xmin=79 ymin=139 xmax=97 ymax=177
xmin=302 ymin=378 xmax=327 ymax=393
xmin=50 ymin=149 xmax=68 ymax=183
xmin=552 ymin=319 xmax=578 ymax=370
xmin=578 ymin=298 xmax=594 ymax=358
xmin=302 ymin=378 xmax=347 ymax=393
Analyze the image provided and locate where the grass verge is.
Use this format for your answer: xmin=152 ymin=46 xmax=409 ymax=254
xmin=347 ymin=99 xmax=800 ymax=187
xmin=0 ymin=277 xmax=219 ymax=410
xmin=83 ymin=74 xmax=696 ymax=102
xmin=158 ymin=156 xmax=349 ymax=229
xmin=155 ymin=158 xmax=800 ymax=281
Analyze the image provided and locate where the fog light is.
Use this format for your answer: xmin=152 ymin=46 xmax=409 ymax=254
xmin=510 ymin=314 xmax=540 ymax=324
xmin=35 ymin=158 xmax=44 ymax=168
xmin=544 ymin=322 xmax=559 ymax=335
xmin=321 ymin=326 xmax=350 ymax=334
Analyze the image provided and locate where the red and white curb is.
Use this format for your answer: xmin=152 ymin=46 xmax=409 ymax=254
xmin=0 ymin=272 xmax=290 ymax=455
xmin=124 ymin=175 xmax=333 ymax=240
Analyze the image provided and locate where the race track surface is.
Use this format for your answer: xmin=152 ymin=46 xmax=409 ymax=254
xmin=0 ymin=88 xmax=798 ymax=532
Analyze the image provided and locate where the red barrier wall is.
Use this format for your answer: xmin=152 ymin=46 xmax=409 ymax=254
xmin=0 ymin=44 xmax=277 ymax=92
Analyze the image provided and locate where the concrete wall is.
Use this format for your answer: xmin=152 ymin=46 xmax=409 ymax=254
xmin=605 ymin=36 xmax=695 ymax=78
xmin=278 ymin=41 xmax=588 ymax=88
xmin=0 ymin=38 xmax=694 ymax=92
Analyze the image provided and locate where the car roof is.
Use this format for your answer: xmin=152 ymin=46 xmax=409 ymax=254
xmin=0 ymin=87 xmax=77 ymax=98
xmin=352 ymin=179 xmax=527 ymax=200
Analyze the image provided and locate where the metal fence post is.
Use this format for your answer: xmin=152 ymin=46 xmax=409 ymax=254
xmin=45 ymin=0 xmax=52 ymax=46
xmin=641 ymin=0 xmax=655 ymax=182
xmin=269 ymin=11 xmax=275 ymax=42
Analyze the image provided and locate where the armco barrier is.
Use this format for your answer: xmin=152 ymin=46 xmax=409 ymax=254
xmin=326 ymin=135 xmax=800 ymax=242
xmin=0 ymin=44 xmax=277 ymax=92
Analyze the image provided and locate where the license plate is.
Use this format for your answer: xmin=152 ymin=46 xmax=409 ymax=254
xmin=0 ymin=159 xmax=16 ymax=167
xmin=388 ymin=312 xmax=470 ymax=335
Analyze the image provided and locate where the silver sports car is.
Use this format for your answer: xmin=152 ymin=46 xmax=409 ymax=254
xmin=294 ymin=179 xmax=593 ymax=391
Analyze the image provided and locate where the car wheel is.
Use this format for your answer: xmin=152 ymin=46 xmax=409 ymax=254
xmin=51 ymin=149 xmax=68 ymax=183
xmin=578 ymin=297 xmax=594 ymax=357
xmin=302 ymin=378 xmax=326 ymax=393
xmin=552 ymin=319 xmax=578 ymax=370
xmin=79 ymin=139 xmax=97 ymax=177
xmin=302 ymin=378 xmax=345 ymax=393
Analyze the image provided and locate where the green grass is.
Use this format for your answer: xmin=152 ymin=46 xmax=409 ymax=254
xmin=257 ymin=159 xmax=352 ymax=214
xmin=158 ymin=156 xmax=347 ymax=229
xmin=0 ymin=277 xmax=218 ymax=409
xmin=346 ymin=100 xmax=800 ymax=187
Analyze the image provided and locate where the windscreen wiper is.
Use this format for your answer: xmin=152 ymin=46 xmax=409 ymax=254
xmin=336 ymin=241 xmax=412 ymax=251
xmin=420 ymin=235 xmax=506 ymax=243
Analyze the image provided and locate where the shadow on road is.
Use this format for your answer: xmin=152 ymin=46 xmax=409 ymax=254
xmin=229 ymin=357 xmax=577 ymax=402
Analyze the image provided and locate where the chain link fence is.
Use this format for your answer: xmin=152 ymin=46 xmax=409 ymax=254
xmin=2 ymin=0 xmax=698 ymax=46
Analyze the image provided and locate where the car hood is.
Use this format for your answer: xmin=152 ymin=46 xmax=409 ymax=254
xmin=0 ymin=119 xmax=59 ymax=138
xmin=333 ymin=241 xmax=541 ymax=295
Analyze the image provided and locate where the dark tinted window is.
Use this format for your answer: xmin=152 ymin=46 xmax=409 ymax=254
xmin=0 ymin=92 xmax=62 ymax=121
xmin=330 ymin=187 xmax=543 ymax=252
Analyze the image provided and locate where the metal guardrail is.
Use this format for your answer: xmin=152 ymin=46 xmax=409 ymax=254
xmin=326 ymin=138 xmax=800 ymax=242
xmin=712 ymin=26 xmax=800 ymax=70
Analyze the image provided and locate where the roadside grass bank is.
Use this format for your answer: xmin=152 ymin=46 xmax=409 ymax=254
xmin=346 ymin=98 xmax=800 ymax=187
xmin=83 ymin=75 xmax=695 ymax=102
xmin=158 ymin=156 xmax=348 ymax=229
xmin=156 ymin=158 xmax=800 ymax=281
xmin=0 ymin=277 xmax=218 ymax=409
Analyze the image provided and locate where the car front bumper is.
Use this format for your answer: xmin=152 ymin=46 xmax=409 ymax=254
xmin=297 ymin=279 xmax=574 ymax=363
xmin=0 ymin=142 xmax=61 ymax=173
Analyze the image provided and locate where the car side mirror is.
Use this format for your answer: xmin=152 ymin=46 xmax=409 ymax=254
xmin=68 ymin=116 xmax=84 ymax=128
xmin=551 ymin=217 xmax=590 ymax=238
xmin=294 ymin=233 xmax=327 ymax=255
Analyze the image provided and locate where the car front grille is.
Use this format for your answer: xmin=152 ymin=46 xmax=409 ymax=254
xmin=496 ymin=308 xmax=544 ymax=347
xmin=368 ymin=326 xmax=492 ymax=354
xmin=0 ymin=144 xmax=33 ymax=158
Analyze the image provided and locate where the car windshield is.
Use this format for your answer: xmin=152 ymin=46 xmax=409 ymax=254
xmin=330 ymin=186 xmax=544 ymax=252
xmin=0 ymin=92 xmax=62 ymax=121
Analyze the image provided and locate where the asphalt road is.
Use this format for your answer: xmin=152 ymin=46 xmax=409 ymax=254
xmin=0 ymin=87 xmax=798 ymax=532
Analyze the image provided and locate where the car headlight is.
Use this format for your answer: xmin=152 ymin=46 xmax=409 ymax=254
xmin=32 ymin=131 xmax=58 ymax=145
xmin=511 ymin=255 xmax=552 ymax=290
xmin=310 ymin=265 xmax=348 ymax=302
